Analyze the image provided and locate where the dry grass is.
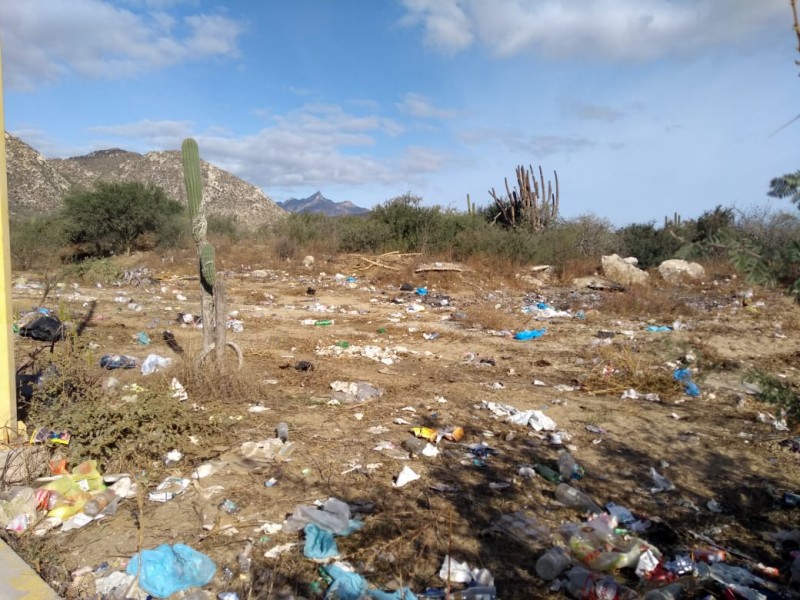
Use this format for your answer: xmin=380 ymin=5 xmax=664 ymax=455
xmin=597 ymin=282 xmax=695 ymax=319
xmin=581 ymin=341 xmax=683 ymax=399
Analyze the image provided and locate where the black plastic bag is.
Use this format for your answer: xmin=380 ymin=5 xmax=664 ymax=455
xmin=19 ymin=316 xmax=65 ymax=342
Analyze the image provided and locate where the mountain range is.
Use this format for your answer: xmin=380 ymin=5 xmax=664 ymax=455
xmin=279 ymin=191 xmax=369 ymax=216
xmin=4 ymin=132 xmax=285 ymax=227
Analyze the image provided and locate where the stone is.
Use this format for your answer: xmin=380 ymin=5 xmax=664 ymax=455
xmin=658 ymin=259 xmax=705 ymax=282
xmin=601 ymin=254 xmax=649 ymax=286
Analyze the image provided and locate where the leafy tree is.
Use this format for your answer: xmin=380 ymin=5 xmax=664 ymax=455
xmin=61 ymin=181 xmax=184 ymax=256
xmin=768 ymin=171 xmax=800 ymax=206
xmin=616 ymin=222 xmax=683 ymax=268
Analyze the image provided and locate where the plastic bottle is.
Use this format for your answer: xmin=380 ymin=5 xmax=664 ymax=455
xmin=558 ymin=450 xmax=577 ymax=480
xmin=643 ymin=583 xmax=684 ymax=600
xmin=237 ymin=540 xmax=253 ymax=576
xmin=83 ymin=488 xmax=117 ymax=517
xmin=314 ymin=319 xmax=333 ymax=326
xmin=533 ymin=463 xmax=561 ymax=484
xmin=535 ymin=546 xmax=572 ymax=580
xmin=402 ymin=436 xmax=427 ymax=455
xmin=556 ymin=483 xmax=603 ymax=514
xmin=790 ymin=552 xmax=800 ymax=585
xmin=449 ymin=587 xmax=497 ymax=600
xmin=565 ymin=567 xmax=638 ymax=600
xmin=276 ymin=422 xmax=289 ymax=442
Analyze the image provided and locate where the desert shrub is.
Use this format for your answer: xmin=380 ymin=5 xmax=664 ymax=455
xmin=63 ymin=257 xmax=123 ymax=284
xmin=735 ymin=206 xmax=800 ymax=260
xmin=369 ymin=193 xmax=446 ymax=252
xmin=24 ymin=349 xmax=223 ymax=472
xmin=207 ymin=214 xmax=241 ymax=243
xmin=744 ymin=369 xmax=800 ymax=427
xmin=551 ymin=214 xmax=619 ymax=260
xmin=274 ymin=212 xmax=337 ymax=248
xmin=453 ymin=226 xmax=541 ymax=265
xmin=336 ymin=216 xmax=391 ymax=253
xmin=617 ymin=222 xmax=683 ymax=268
xmin=61 ymin=181 xmax=184 ymax=256
xmin=9 ymin=216 xmax=68 ymax=270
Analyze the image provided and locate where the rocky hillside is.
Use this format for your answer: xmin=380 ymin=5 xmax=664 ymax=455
xmin=279 ymin=191 xmax=369 ymax=216
xmin=6 ymin=132 xmax=286 ymax=227
xmin=5 ymin=132 xmax=71 ymax=217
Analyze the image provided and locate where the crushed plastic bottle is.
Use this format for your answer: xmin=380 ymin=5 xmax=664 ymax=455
xmin=555 ymin=483 xmax=603 ymax=515
xmin=558 ymin=450 xmax=584 ymax=481
xmin=565 ymin=566 xmax=638 ymax=600
xmin=536 ymin=546 xmax=572 ymax=580
xmin=276 ymin=422 xmax=289 ymax=442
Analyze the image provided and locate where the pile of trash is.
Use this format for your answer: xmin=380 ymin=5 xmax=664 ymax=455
xmin=316 ymin=343 xmax=412 ymax=365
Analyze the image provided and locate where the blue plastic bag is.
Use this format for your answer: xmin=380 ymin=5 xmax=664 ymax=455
xmin=304 ymin=524 xmax=340 ymax=561
xmin=126 ymin=543 xmax=216 ymax=598
xmin=646 ymin=325 xmax=672 ymax=332
xmin=322 ymin=563 xmax=415 ymax=600
xmin=514 ymin=328 xmax=546 ymax=341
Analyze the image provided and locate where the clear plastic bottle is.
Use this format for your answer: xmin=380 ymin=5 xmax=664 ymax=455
xmin=565 ymin=567 xmax=638 ymax=600
xmin=237 ymin=540 xmax=253 ymax=577
xmin=449 ymin=587 xmax=497 ymax=600
xmin=83 ymin=488 xmax=117 ymax=517
xmin=536 ymin=546 xmax=572 ymax=580
xmin=276 ymin=422 xmax=289 ymax=442
xmin=558 ymin=450 xmax=578 ymax=480
xmin=556 ymin=483 xmax=603 ymax=514
xmin=643 ymin=583 xmax=684 ymax=600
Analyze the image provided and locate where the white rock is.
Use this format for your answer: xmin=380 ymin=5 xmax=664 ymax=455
xmin=658 ymin=259 xmax=705 ymax=282
xmin=601 ymin=254 xmax=649 ymax=286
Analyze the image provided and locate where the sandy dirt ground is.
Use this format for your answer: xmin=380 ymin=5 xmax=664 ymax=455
xmin=8 ymin=253 xmax=800 ymax=599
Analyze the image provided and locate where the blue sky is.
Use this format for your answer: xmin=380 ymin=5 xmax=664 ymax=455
xmin=1 ymin=0 xmax=798 ymax=225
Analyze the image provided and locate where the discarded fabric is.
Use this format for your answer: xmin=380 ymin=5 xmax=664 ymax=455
xmin=126 ymin=543 xmax=216 ymax=598
xmin=513 ymin=328 xmax=546 ymax=341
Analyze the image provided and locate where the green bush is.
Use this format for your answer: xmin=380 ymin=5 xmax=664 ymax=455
xmin=617 ymin=222 xmax=683 ymax=268
xmin=369 ymin=193 xmax=445 ymax=252
xmin=337 ymin=216 xmax=391 ymax=253
xmin=61 ymin=181 xmax=184 ymax=256
xmin=744 ymin=369 xmax=800 ymax=427
xmin=207 ymin=214 xmax=241 ymax=243
xmin=9 ymin=216 xmax=67 ymax=270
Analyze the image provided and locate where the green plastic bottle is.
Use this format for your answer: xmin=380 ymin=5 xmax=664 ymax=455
xmin=534 ymin=463 xmax=562 ymax=484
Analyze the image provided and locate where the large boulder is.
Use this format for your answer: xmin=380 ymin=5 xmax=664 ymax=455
xmin=601 ymin=254 xmax=649 ymax=286
xmin=658 ymin=259 xmax=705 ymax=282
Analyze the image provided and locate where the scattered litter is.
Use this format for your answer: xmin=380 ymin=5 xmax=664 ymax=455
xmin=149 ymin=477 xmax=191 ymax=502
xmin=480 ymin=401 xmax=556 ymax=431
xmin=264 ymin=542 xmax=298 ymax=559
xmin=330 ymin=381 xmax=384 ymax=403
xmin=100 ymin=354 xmax=138 ymax=370
xmin=393 ymin=466 xmax=420 ymax=488
xmin=126 ymin=543 xmax=216 ymax=598
xmin=141 ymin=354 xmax=172 ymax=375
xmin=649 ymin=468 xmax=676 ymax=493
xmin=513 ymin=328 xmax=546 ymax=341
xmin=170 ymin=378 xmax=188 ymax=401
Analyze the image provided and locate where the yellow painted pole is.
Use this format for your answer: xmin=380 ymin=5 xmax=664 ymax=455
xmin=0 ymin=42 xmax=18 ymax=443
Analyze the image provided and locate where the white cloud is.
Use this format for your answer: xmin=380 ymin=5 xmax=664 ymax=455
xmin=0 ymin=0 xmax=244 ymax=91
xmin=562 ymin=101 xmax=626 ymax=123
xmin=400 ymin=0 xmax=788 ymax=60
xmin=90 ymin=119 xmax=194 ymax=149
xmin=459 ymin=128 xmax=595 ymax=157
xmin=87 ymin=105 xmax=410 ymax=189
xmin=399 ymin=0 xmax=474 ymax=54
xmin=397 ymin=93 xmax=457 ymax=119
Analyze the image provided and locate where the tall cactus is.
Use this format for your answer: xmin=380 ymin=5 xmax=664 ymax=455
xmin=488 ymin=164 xmax=559 ymax=232
xmin=180 ymin=139 xmax=243 ymax=370
xmin=181 ymin=139 xmax=214 ymax=352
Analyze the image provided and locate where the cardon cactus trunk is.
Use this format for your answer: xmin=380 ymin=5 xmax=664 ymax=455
xmin=181 ymin=139 xmax=217 ymax=354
